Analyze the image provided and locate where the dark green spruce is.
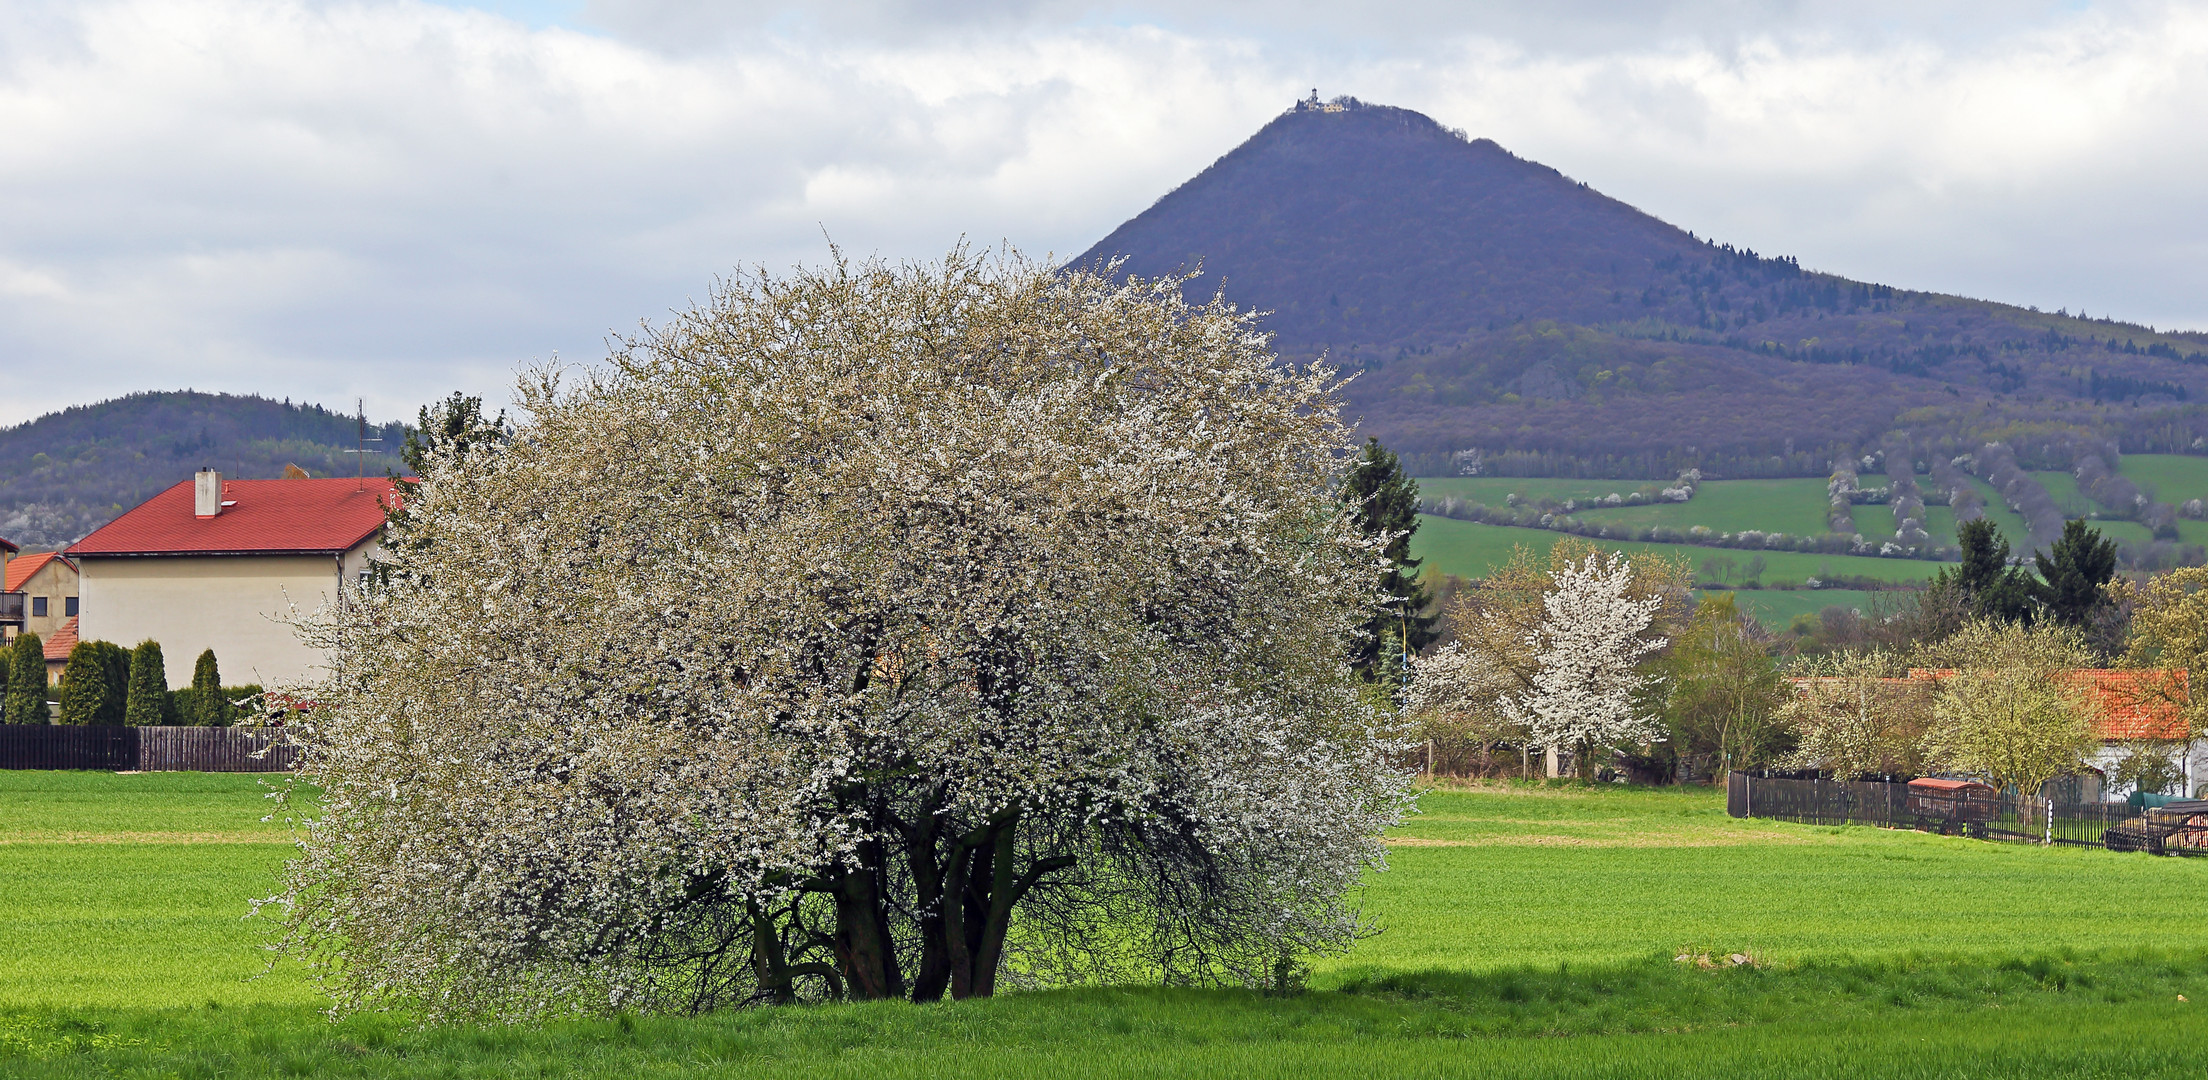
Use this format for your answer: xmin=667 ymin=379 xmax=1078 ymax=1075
xmin=2031 ymin=519 xmax=2119 ymax=628
xmin=1927 ymin=518 xmax=2038 ymax=625
xmin=1339 ymin=438 xmax=1438 ymax=681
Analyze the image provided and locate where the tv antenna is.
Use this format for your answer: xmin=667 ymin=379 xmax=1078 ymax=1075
xmin=343 ymin=398 xmax=382 ymax=490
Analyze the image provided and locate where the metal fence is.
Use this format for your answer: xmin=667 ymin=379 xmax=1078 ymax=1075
xmin=0 ymin=725 xmax=297 ymax=772
xmin=1727 ymin=771 xmax=2198 ymax=853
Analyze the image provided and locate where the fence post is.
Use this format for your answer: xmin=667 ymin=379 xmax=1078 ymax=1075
xmin=2045 ymin=798 xmax=2053 ymax=846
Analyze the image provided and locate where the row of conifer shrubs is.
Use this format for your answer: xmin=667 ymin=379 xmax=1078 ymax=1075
xmin=0 ymin=632 xmax=261 ymax=726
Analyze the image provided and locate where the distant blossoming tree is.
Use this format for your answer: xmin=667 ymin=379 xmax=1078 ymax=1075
xmin=1504 ymin=553 xmax=1666 ymax=777
xmin=269 ymin=247 xmax=1412 ymax=1021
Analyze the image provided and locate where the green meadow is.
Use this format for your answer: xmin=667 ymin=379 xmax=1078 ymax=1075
xmin=2122 ymin=453 xmax=2208 ymax=505
xmin=1405 ymin=456 xmax=2208 ymax=604
xmin=5 ymin=772 xmax=2207 ymax=1078
xmin=1410 ymin=514 xmax=1942 ymax=589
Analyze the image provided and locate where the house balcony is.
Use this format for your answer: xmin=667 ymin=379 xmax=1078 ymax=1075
xmin=0 ymin=592 xmax=22 ymax=626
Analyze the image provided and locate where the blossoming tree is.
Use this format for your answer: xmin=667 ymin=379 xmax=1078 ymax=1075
xmin=269 ymin=248 xmax=1413 ymax=1020
xmin=1504 ymin=553 xmax=1667 ymax=777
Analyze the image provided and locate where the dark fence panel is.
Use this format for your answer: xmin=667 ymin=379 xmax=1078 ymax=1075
xmin=0 ymin=725 xmax=293 ymax=772
xmin=138 ymin=726 xmax=298 ymax=772
xmin=0 ymin=725 xmax=138 ymax=770
xmin=1727 ymin=771 xmax=2194 ymax=855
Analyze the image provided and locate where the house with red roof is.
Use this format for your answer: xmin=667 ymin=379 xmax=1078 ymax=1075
xmin=4 ymin=551 xmax=80 ymax=644
xmin=1794 ymin=667 xmax=2204 ymax=799
xmin=67 ymin=469 xmax=398 ymax=688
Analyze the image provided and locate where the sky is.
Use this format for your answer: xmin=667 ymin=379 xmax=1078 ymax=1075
xmin=2 ymin=0 xmax=2205 ymax=425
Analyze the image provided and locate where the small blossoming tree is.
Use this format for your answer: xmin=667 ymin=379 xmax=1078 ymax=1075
xmin=1504 ymin=553 xmax=1666 ymax=777
xmin=270 ymin=247 xmax=1412 ymax=1020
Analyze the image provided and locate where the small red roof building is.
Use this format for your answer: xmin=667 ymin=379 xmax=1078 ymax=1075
xmin=70 ymin=477 xmax=400 ymax=557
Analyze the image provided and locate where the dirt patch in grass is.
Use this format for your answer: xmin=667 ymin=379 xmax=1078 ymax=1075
xmin=0 ymin=831 xmax=285 ymax=845
xmin=1385 ymin=829 xmax=1822 ymax=849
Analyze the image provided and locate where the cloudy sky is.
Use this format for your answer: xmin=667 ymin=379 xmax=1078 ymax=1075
xmin=2 ymin=0 xmax=2204 ymax=424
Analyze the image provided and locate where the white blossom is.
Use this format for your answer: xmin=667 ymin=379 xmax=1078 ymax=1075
xmin=266 ymin=247 xmax=1412 ymax=1020
xmin=1503 ymin=553 xmax=1667 ymax=757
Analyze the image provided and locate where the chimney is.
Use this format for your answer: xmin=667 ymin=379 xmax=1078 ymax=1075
xmin=194 ymin=469 xmax=223 ymax=518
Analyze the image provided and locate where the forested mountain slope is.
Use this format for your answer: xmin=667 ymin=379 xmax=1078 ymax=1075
xmin=1075 ymin=98 xmax=2208 ymax=476
xmin=0 ymin=392 xmax=407 ymax=547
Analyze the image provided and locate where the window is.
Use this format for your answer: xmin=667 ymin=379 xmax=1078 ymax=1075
xmin=30 ymin=596 xmax=46 ymax=617
xmin=64 ymin=597 xmax=77 ymax=617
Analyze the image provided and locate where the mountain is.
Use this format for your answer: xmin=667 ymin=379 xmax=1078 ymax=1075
xmin=1074 ymin=97 xmax=2208 ymax=476
xmin=0 ymin=392 xmax=409 ymax=548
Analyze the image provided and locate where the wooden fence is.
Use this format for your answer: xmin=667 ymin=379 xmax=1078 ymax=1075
xmin=0 ymin=725 xmax=297 ymax=772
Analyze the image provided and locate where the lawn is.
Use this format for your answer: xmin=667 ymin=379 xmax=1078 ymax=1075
xmin=1710 ymin=588 xmax=1891 ymax=629
xmin=1414 ymin=476 xmax=1669 ymax=504
xmin=1410 ymin=516 xmax=1946 ymax=589
xmin=5 ymin=774 xmax=2207 ymax=1078
xmin=2122 ymin=453 xmax=2208 ymax=505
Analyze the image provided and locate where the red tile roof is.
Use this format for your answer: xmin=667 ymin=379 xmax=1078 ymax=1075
xmin=69 ymin=477 xmax=399 ymax=557
xmin=42 ymin=616 xmax=76 ymax=661
xmin=4 ymin=551 xmax=74 ymax=592
xmin=2069 ymin=669 xmax=2189 ymax=741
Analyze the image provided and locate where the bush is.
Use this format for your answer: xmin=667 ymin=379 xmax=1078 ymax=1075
xmin=185 ymin=649 xmax=231 ymax=726
xmin=125 ymin=640 xmax=167 ymax=727
xmin=3 ymin=632 xmax=44 ymax=724
xmin=56 ymin=642 xmax=109 ymax=725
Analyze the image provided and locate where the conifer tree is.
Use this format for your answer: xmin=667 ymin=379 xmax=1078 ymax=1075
xmin=190 ymin=649 xmax=229 ymax=727
xmin=1928 ymin=519 xmax=2037 ymax=625
xmin=2032 ymin=519 xmax=2119 ymax=629
xmin=125 ymin=641 xmax=167 ymax=726
xmin=2 ymin=632 xmax=41 ymax=724
xmin=56 ymin=642 xmax=110 ymax=725
xmin=1338 ymin=437 xmax=1436 ymax=681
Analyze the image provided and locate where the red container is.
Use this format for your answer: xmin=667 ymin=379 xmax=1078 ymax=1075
xmin=1906 ymin=777 xmax=1999 ymax=822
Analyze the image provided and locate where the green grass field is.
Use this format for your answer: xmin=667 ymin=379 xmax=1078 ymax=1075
xmin=1709 ymin=588 xmax=1891 ymax=629
xmin=5 ymin=774 xmax=2208 ymax=1078
xmin=1411 ymin=516 xmax=1945 ymax=588
xmin=1569 ymin=479 xmax=1832 ymax=537
xmin=1415 ymin=476 xmax=1669 ymax=504
xmin=2122 ymin=453 xmax=2208 ymax=505
xmin=1414 ymin=459 xmax=2208 ymax=575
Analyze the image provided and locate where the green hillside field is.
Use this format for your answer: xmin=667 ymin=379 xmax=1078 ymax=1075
xmin=2121 ymin=453 xmax=2208 ymax=505
xmin=1410 ymin=515 xmax=1945 ymax=587
xmin=1570 ymin=479 xmax=1832 ymax=537
xmin=6 ymin=773 xmax=2207 ymax=1078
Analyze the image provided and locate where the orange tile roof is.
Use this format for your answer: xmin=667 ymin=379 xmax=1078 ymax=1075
xmin=41 ymin=616 xmax=76 ymax=661
xmin=2069 ymin=669 xmax=2188 ymax=741
xmin=4 ymin=552 xmax=75 ymax=593
xmin=69 ymin=477 xmax=398 ymax=557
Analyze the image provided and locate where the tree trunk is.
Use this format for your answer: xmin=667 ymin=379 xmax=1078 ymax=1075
xmin=965 ymin=817 xmax=1022 ymax=998
xmin=828 ymin=843 xmax=903 ymax=1001
xmin=905 ymin=813 xmax=952 ymax=1003
xmin=747 ymin=898 xmax=796 ymax=1005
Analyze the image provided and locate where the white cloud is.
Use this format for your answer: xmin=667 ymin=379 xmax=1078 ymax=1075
xmin=0 ymin=0 xmax=2203 ymax=425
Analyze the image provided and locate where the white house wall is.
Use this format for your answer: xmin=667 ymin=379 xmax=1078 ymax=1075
xmin=2086 ymin=739 xmax=2208 ymax=801
xmin=77 ymin=552 xmax=353 ymax=688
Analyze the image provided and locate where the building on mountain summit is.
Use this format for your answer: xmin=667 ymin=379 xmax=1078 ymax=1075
xmin=66 ymin=469 xmax=397 ymax=689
